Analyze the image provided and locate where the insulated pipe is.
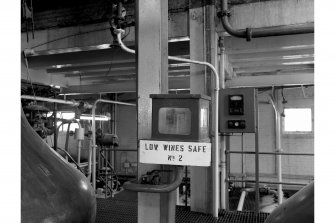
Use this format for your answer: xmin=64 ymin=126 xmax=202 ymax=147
xmin=268 ymin=95 xmax=283 ymax=204
xmin=219 ymin=0 xmax=314 ymax=41
xmin=116 ymin=29 xmax=220 ymax=217
xmin=219 ymin=36 xmax=227 ymax=210
xmin=21 ymin=95 xmax=93 ymax=109
xmin=123 ymin=166 xmax=184 ymax=193
xmin=91 ymin=99 xmax=135 ymax=191
xmin=236 ymin=187 xmax=254 ymax=211
xmin=237 ymin=190 xmax=247 ymax=211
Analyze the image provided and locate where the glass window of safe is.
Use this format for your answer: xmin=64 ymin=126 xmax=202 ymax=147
xmin=158 ymin=108 xmax=191 ymax=135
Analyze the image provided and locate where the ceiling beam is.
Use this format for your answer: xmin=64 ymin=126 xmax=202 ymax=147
xmin=233 ymin=58 xmax=313 ymax=68
xmin=224 ymin=33 xmax=314 ymax=53
xmin=225 ymin=72 xmax=314 ymax=88
xmin=62 ymin=82 xmax=136 ymax=94
xmin=235 ymin=64 xmax=313 ymax=74
xmin=216 ymin=0 xmax=313 ymax=32
xmin=229 ymin=49 xmax=314 ymax=61
xmin=47 ymin=61 xmax=136 ymax=73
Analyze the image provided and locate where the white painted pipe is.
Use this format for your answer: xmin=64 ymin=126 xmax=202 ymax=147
xmin=21 ymin=95 xmax=93 ymax=109
xmin=218 ymin=37 xmax=227 ymax=210
xmin=116 ymin=29 xmax=220 ymax=218
xmin=237 ymin=190 xmax=247 ymax=211
xmin=268 ymin=96 xmax=283 ymax=204
xmin=91 ymin=99 xmax=135 ymax=191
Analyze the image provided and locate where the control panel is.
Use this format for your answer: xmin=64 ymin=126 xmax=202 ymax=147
xmin=219 ymin=88 xmax=257 ymax=133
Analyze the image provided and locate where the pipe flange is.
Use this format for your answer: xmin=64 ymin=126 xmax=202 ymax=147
xmin=217 ymin=10 xmax=231 ymax=18
xmin=246 ymin=28 xmax=252 ymax=41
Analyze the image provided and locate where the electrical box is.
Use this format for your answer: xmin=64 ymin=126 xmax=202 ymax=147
xmin=150 ymin=94 xmax=211 ymax=142
xmin=219 ymin=88 xmax=257 ymax=133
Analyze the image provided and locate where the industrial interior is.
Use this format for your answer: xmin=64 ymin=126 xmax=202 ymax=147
xmin=20 ymin=0 xmax=314 ymax=222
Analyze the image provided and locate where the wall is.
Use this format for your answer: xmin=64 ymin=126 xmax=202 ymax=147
xmin=229 ymin=86 xmax=314 ymax=189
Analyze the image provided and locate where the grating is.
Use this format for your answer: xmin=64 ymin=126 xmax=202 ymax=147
xmin=96 ymin=197 xmax=269 ymax=223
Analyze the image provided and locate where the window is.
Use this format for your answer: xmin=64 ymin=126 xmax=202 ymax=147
xmin=283 ymin=108 xmax=313 ymax=133
xmin=158 ymin=107 xmax=191 ymax=135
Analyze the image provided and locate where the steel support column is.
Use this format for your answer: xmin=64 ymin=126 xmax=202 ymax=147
xmin=189 ymin=0 xmax=219 ymax=216
xmin=189 ymin=1 xmax=211 ymax=214
xmin=136 ymin=1 xmax=173 ymax=223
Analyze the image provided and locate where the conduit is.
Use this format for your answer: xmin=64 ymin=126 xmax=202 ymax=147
xmin=116 ymin=29 xmax=220 ymax=218
xmin=91 ymin=99 xmax=136 ymax=191
xmin=218 ymin=0 xmax=314 ymax=41
xmin=268 ymin=95 xmax=283 ymax=204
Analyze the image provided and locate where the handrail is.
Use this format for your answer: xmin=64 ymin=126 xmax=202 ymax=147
xmin=227 ymin=150 xmax=314 ymax=156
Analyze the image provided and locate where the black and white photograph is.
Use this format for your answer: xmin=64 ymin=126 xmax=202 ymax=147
xmin=2 ymin=0 xmax=333 ymax=222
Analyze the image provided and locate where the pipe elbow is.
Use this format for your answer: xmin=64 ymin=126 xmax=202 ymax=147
xmin=123 ymin=166 xmax=184 ymax=193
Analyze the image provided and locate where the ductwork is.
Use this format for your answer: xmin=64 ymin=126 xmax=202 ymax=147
xmin=218 ymin=0 xmax=314 ymax=41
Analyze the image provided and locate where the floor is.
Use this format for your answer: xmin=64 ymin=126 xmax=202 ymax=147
xmin=95 ymin=190 xmax=270 ymax=223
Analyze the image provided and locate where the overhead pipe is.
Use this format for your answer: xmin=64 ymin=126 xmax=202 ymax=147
xmin=218 ymin=0 xmax=314 ymax=41
xmin=268 ymin=95 xmax=283 ymax=204
xmin=91 ymin=99 xmax=136 ymax=191
xmin=21 ymin=95 xmax=93 ymax=109
xmin=115 ymin=29 xmax=220 ymax=217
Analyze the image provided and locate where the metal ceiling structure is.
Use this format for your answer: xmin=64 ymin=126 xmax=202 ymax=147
xmin=21 ymin=0 xmax=314 ymax=94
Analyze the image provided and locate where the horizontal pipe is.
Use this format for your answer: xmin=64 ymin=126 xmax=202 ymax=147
xmin=228 ymin=179 xmax=307 ymax=186
xmin=100 ymin=148 xmax=137 ymax=152
xmin=227 ymin=150 xmax=314 ymax=156
xmin=219 ymin=0 xmax=314 ymax=41
xmin=21 ymin=95 xmax=93 ymax=109
xmin=123 ymin=166 xmax=184 ymax=193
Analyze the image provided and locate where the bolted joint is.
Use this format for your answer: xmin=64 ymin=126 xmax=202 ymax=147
xmin=217 ymin=10 xmax=231 ymax=18
xmin=246 ymin=28 xmax=252 ymax=41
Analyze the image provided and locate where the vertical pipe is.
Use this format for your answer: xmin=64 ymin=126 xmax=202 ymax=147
xmin=277 ymin=114 xmax=283 ymax=204
xmin=225 ymin=136 xmax=230 ymax=211
xmin=237 ymin=190 xmax=247 ymax=211
xmin=269 ymin=96 xmax=283 ymax=204
xmin=241 ymin=133 xmax=245 ymax=188
xmin=92 ymin=101 xmax=98 ymax=191
xmin=53 ymin=102 xmax=57 ymax=151
xmin=255 ymin=90 xmax=260 ymax=214
xmin=219 ymin=36 xmax=227 ymax=210
xmin=88 ymin=135 xmax=92 ymax=182
xmin=77 ymin=140 xmax=82 ymax=165
xmin=64 ymin=123 xmax=71 ymax=161
xmin=185 ymin=166 xmax=188 ymax=208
